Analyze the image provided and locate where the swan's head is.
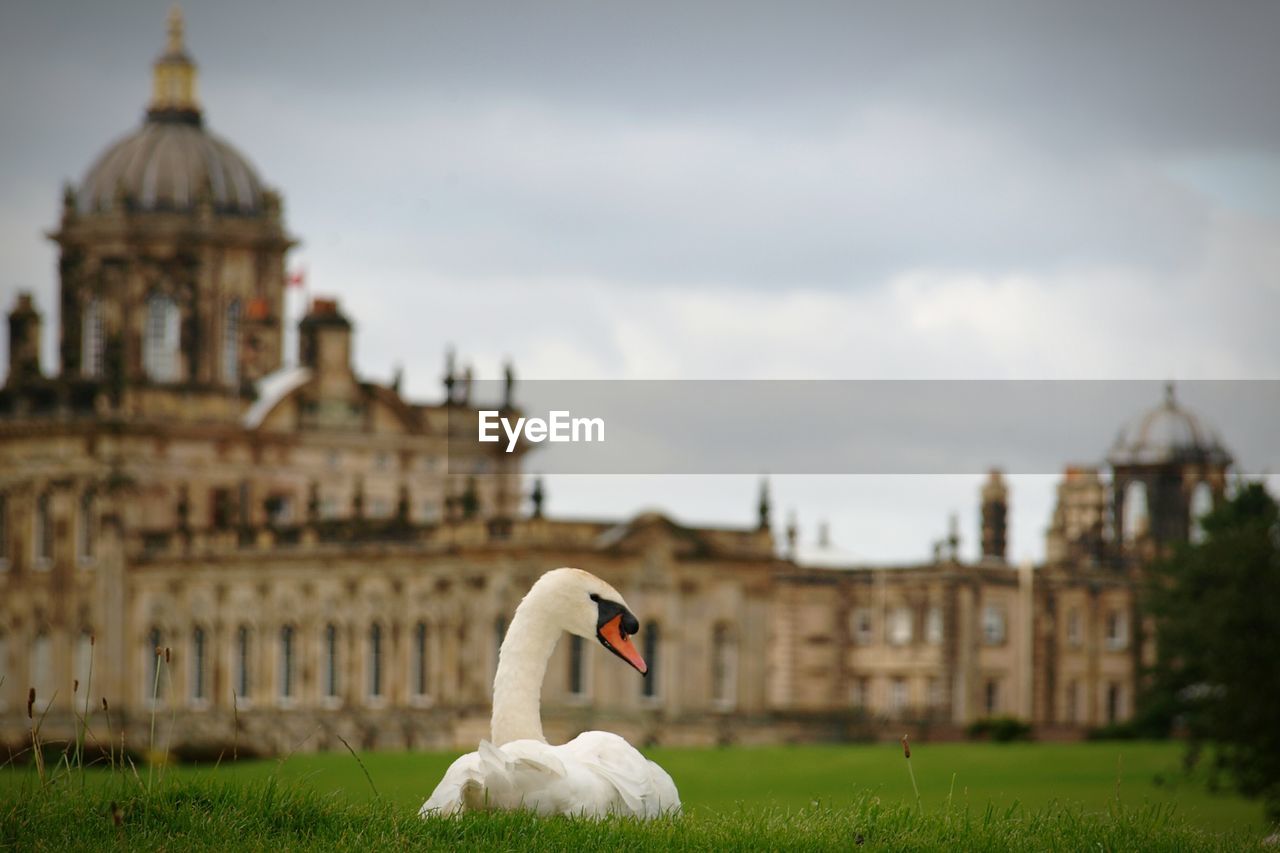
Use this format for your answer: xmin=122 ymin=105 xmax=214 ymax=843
xmin=530 ymin=567 xmax=647 ymax=675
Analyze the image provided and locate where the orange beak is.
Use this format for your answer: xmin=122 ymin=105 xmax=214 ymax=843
xmin=598 ymin=614 xmax=648 ymax=675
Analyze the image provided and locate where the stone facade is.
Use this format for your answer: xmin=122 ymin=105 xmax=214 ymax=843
xmin=0 ymin=10 xmax=1235 ymax=756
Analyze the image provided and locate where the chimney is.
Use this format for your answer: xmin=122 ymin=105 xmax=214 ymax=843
xmin=6 ymin=292 xmax=43 ymax=386
xmin=298 ymin=298 xmax=353 ymax=379
xmin=981 ymin=468 xmax=1008 ymax=562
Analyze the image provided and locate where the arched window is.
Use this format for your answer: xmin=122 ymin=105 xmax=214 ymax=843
xmin=412 ymin=621 xmax=429 ymax=698
xmin=368 ymin=623 xmax=384 ymax=700
xmin=279 ymin=625 xmax=296 ymax=701
xmin=82 ymin=298 xmax=104 ymax=377
xmin=235 ymin=625 xmax=252 ymax=702
xmin=711 ymin=623 xmax=738 ymax=709
xmin=1122 ymin=481 xmax=1149 ymax=542
xmin=34 ymin=492 xmax=52 ymax=567
xmin=190 ymin=627 xmax=207 ymax=703
xmin=323 ymin=623 xmax=340 ymax=700
xmin=78 ymin=492 xmax=95 ymax=565
xmin=143 ymin=293 xmax=181 ymax=382
xmin=567 ymin=634 xmax=588 ymax=698
xmin=642 ymin=623 xmax=660 ymax=699
xmin=222 ymin=300 xmax=241 ymax=385
xmin=1189 ymin=481 xmax=1214 ymax=545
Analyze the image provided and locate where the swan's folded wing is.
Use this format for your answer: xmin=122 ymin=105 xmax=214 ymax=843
xmin=562 ymin=731 xmax=678 ymax=817
xmin=419 ymin=751 xmax=483 ymax=817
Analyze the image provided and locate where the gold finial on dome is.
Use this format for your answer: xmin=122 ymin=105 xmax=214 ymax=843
xmin=148 ymin=4 xmax=201 ymax=121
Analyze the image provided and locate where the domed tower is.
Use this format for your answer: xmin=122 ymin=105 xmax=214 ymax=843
xmin=50 ymin=6 xmax=294 ymax=400
xmin=1107 ymin=383 xmax=1232 ymax=554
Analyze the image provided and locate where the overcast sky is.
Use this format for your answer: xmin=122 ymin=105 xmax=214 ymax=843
xmin=2 ymin=1 xmax=1278 ymax=561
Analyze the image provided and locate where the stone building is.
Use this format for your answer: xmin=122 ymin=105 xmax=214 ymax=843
xmin=0 ymin=10 xmax=1235 ymax=755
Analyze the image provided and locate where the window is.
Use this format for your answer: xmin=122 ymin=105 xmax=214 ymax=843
xmin=0 ymin=494 xmax=9 ymax=569
xmin=1105 ymin=610 xmax=1128 ymax=651
xmin=851 ymin=608 xmax=874 ymax=645
xmin=31 ymin=632 xmax=54 ymax=709
xmin=984 ymin=679 xmax=1000 ymax=715
xmin=889 ymin=677 xmax=910 ymax=714
xmin=412 ymin=622 xmax=429 ymax=699
xmin=190 ymin=627 xmax=207 ymax=703
xmin=1065 ymin=680 xmax=1079 ymax=724
xmin=82 ymin=298 xmax=104 ymax=377
xmin=1122 ymin=481 xmax=1148 ymax=542
xmin=235 ymin=625 xmax=252 ymax=702
xmin=34 ymin=492 xmax=53 ymax=567
xmin=368 ymin=623 xmax=384 ymax=700
xmin=850 ymin=676 xmax=870 ymax=709
xmin=711 ymin=623 xmax=738 ymax=709
xmin=887 ymin=607 xmax=913 ymax=646
xmin=1189 ymin=481 xmax=1213 ymax=545
xmin=266 ymin=494 xmax=293 ymax=526
xmin=279 ymin=625 xmax=296 ymax=702
xmin=927 ymin=677 xmax=946 ymax=709
xmin=642 ymin=623 xmax=660 ymax=699
xmin=1106 ymin=683 xmax=1123 ymax=723
xmin=1066 ymin=608 xmax=1082 ymax=648
xmin=982 ymin=604 xmax=1006 ymax=645
xmin=143 ymin=293 xmax=181 ymax=382
xmin=222 ymin=300 xmax=241 ymax=385
xmin=324 ymin=624 xmax=340 ymax=701
xmin=925 ymin=606 xmax=943 ymax=645
xmin=567 ymin=634 xmax=588 ymax=698
xmin=211 ymin=488 xmax=233 ymax=529
xmin=78 ymin=492 xmax=95 ymax=565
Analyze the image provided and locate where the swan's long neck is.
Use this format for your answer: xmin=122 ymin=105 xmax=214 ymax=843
xmin=490 ymin=591 xmax=563 ymax=746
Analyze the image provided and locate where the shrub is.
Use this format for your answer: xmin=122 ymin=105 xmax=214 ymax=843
xmin=966 ymin=716 xmax=1033 ymax=742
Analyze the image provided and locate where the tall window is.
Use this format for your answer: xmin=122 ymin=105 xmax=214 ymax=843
xmin=889 ymin=677 xmax=909 ymax=714
xmin=1105 ymin=610 xmax=1128 ymax=651
xmin=190 ymin=627 xmax=207 ymax=703
xmin=642 ymin=623 xmax=660 ymax=699
xmin=279 ymin=625 xmax=296 ymax=701
xmin=1189 ymin=481 xmax=1214 ymax=545
xmin=1107 ymin=683 xmax=1123 ymax=723
xmin=324 ymin=624 xmax=340 ymax=700
xmin=143 ymin=293 xmax=180 ymax=382
xmin=981 ymin=604 xmax=1006 ymax=645
xmin=368 ymin=623 xmax=384 ymax=700
xmin=412 ymin=621 xmax=429 ymax=698
xmin=82 ymin=298 xmax=104 ymax=377
xmin=567 ymin=634 xmax=588 ymax=697
xmin=222 ymin=300 xmax=241 ymax=385
xmin=711 ymin=623 xmax=738 ymax=709
xmin=887 ymin=607 xmax=913 ymax=646
xmin=851 ymin=608 xmax=874 ymax=645
xmin=0 ymin=494 xmax=8 ymax=568
xmin=850 ymin=676 xmax=869 ymax=709
xmin=31 ymin=632 xmax=54 ymax=708
xmin=984 ymin=678 xmax=1000 ymax=715
xmin=1066 ymin=608 xmax=1082 ymax=647
xmin=924 ymin=606 xmax=943 ymax=645
xmin=1122 ymin=481 xmax=1149 ymax=542
xmin=34 ymin=492 xmax=52 ymax=567
xmin=235 ymin=625 xmax=252 ymax=701
xmin=78 ymin=492 xmax=95 ymax=564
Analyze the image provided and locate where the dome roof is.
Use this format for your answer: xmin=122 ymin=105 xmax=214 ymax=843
xmin=78 ymin=119 xmax=265 ymax=216
xmin=1108 ymin=384 xmax=1232 ymax=467
xmin=75 ymin=6 xmax=266 ymax=217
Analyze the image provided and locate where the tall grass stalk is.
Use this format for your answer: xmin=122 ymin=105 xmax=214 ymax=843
xmin=27 ymin=688 xmax=46 ymax=785
xmin=901 ymin=734 xmax=921 ymax=814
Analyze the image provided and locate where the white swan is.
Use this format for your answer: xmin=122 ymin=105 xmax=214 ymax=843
xmin=419 ymin=567 xmax=681 ymax=818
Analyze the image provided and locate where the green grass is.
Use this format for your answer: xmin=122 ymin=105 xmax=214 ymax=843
xmin=2 ymin=742 xmax=1274 ymax=850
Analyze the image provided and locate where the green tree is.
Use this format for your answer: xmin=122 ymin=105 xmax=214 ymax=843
xmin=1146 ymin=482 xmax=1280 ymax=821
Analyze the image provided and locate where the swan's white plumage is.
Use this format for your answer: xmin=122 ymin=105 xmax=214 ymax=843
xmin=419 ymin=733 xmax=679 ymax=818
xmin=418 ymin=568 xmax=681 ymax=819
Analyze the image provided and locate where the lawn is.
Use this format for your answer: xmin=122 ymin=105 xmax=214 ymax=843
xmin=2 ymin=740 xmax=1274 ymax=849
